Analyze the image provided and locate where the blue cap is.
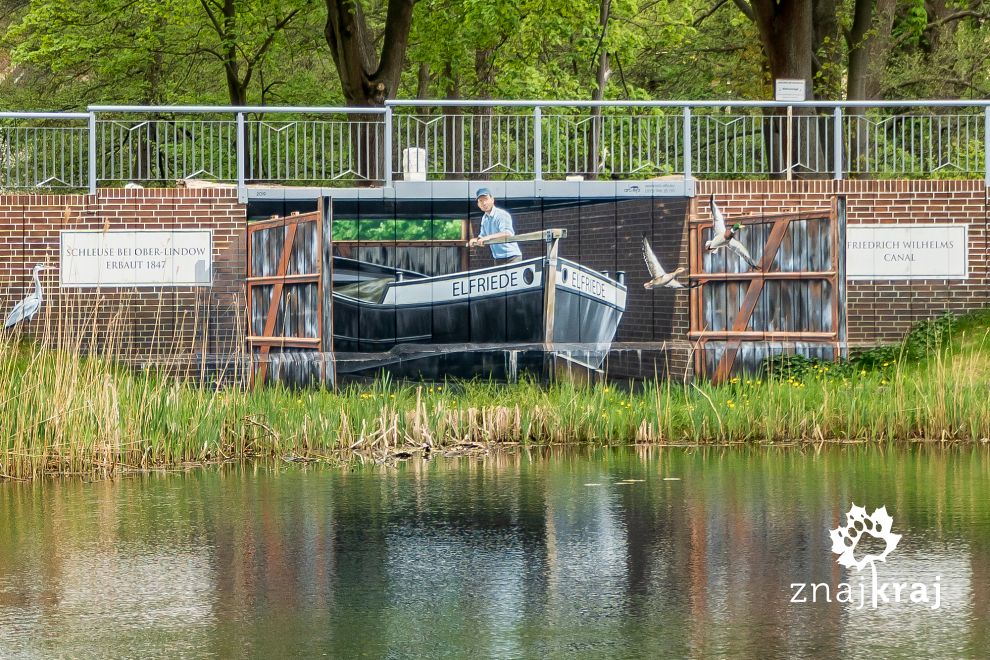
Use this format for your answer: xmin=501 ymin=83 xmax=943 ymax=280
xmin=475 ymin=187 xmax=492 ymax=199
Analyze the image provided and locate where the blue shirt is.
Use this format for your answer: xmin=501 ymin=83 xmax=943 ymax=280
xmin=480 ymin=206 xmax=522 ymax=259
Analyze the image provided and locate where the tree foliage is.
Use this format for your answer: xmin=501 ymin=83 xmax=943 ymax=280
xmin=3 ymin=0 xmax=990 ymax=108
xmin=1 ymin=0 xmax=330 ymax=108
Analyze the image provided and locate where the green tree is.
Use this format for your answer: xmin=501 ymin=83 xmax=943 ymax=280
xmin=324 ymin=0 xmax=416 ymax=106
xmin=2 ymin=0 xmax=325 ymax=108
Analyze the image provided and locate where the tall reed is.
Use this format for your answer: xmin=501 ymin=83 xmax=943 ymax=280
xmin=1 ymin=292 xmax=989 ymax=482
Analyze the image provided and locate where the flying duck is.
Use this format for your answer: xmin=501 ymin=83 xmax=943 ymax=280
xmin=642 ymin=237 xmax=696 ymax=289
xmin=705 ymin=196 xmax=760 ymax=270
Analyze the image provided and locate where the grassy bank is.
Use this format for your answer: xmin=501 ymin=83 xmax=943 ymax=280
xmin=2 ymin=311 xmax=990 ymax=481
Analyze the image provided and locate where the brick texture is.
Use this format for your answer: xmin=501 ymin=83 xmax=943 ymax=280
xmin=4 ymin=182 xmax=986 ymax=383
xmin=698 ymin=180 xmax=990 ymax=345
xmin=0 ymin=189 xmax=246 ymax=380
xmin=458 ymin=196 xmax=691 ymax=378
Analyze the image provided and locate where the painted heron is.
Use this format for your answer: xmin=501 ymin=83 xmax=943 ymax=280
xmin=4 ymin=264 xmax=46 ymax=329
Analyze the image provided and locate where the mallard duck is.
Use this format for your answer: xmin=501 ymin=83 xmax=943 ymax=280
xmin=705 ymin=196 xmax=760 ymax=270
xmin=642 ymin=237 xmax=694 ymax=289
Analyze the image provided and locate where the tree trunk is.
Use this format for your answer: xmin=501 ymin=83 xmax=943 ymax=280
xmin=588 ymin=0 xmax=611 ymax=179
xmin=136 ymin=20 xmax=166 ymax=183
xmin=846 ymin=0 xmax=897 ymax=177
xmin=324 ymin=0 xmax=415 ymax=181
xmin=473 ymin=47 xmax=493 ymax=176
xmin=748 ymin=0 xmax=826 ymax=178
xmin=415 ymin=62 xmax=431 ymax=99
xmin=442 ymin=62 xmax=463 ymax=180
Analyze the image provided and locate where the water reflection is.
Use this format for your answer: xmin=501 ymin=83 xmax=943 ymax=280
xmin=1 ymin=445 xmax=988 ymax=657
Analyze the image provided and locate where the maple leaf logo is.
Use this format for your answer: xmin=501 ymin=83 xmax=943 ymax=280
xmin=829 ymin=504 xmax=901 ymax=571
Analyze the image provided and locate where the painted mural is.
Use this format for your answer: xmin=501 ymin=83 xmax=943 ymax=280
xmin=247 ymin=195 xmax=690 ymax=385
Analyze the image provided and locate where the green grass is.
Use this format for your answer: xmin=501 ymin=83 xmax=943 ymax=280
xmin=2 ymin=310 xmax=990 ymax=481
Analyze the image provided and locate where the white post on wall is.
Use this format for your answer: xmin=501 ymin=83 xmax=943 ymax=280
xmin=774 ymin=79 xmax=806 ymax=181
xmin=786 ymin=104 xmax=794 ymax=181
xmin=384 ymin=105 xmax=393 ymax=186
xmin=534 ymin=105 xmax=543 ymax=181
xmin=984 ymin=105 xmax=989 ymax=187
xmin=88 ymin=112 xmax=97 ymax=195
xmin=833 ymin=107 xmax=843 ymax=180
xmin=236 ymin=112 xmax=246 ymax=203
xmin=683 ymin=107 xmax=692 ymax=184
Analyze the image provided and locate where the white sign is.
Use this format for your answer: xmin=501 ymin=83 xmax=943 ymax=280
xmin=846 ymin=224 xmax=967 ymax=280
xmin=775 ymin=79 xmax=806 ymax=102
xmin=60 ymin=230 xmax=213 ymax=287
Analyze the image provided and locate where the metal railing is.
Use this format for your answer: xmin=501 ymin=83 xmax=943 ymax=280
xmin=1 ymin=101 xmax=989 ymax=195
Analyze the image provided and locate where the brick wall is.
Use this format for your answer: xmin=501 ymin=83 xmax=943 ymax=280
xmin=698 ymin=180 xmax=990 ymax=344
xmin=0 ymin=189 xmax=247 ymax=379
xmin=5 ymin=182 xmax=983 ymax=383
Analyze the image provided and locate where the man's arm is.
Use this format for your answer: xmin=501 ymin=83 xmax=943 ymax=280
xmin=474 ymin=230 xmax=512 ymax=245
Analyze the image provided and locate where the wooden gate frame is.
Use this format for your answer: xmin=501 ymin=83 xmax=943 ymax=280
xmin=688 ymin=198 xmax=841 ymax=384
xmin=246 ymin=201 xmax=329 ymax=387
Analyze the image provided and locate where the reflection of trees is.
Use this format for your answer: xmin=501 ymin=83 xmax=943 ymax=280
xmin=2 ymin=445 xmax=989 ymax=655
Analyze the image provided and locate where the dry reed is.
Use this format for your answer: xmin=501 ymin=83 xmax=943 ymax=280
xmin=1 ymin=287 xmax=989 ymax=482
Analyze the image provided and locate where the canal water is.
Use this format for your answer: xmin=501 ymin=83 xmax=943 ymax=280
xmin=1 ymin=445 xmax=988 ymax=658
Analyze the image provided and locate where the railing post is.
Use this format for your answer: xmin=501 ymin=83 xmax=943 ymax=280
xmin=236 ymin=112 xmax=246 ymax=203
xmin=88 ymin=112 xmax=97 ymax=195
xmin=534 ymin=105 xmax=543 ymax=181
xmin=984 ymin=105 xmax=989 ymax=187
xmin=683 ymin=106 xmax=693 ymax=184
xmin=384 ymin=105 xmax=393 ymax=186
xmin=833 ymin=106 xmax=843 ymax=181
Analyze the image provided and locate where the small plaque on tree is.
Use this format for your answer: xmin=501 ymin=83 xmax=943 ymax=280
xmin=774 ymin=79 xmax=806 ymax=102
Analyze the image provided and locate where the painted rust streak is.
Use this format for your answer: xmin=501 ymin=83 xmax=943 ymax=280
xmin=688 ymin=197 xmax=706 ymax=378
xmin=830 ymin=199 xmax=840 ymax=354
xmin=247 ymin=274 xmax=320 ymax=285
xmin=689 ymin=209 xmax=831 ymax=226
xmin=251 ymin=210 xmax=321 ymax=232
xmin=689 ymin=330 xmax=836 ymax=341
xmin=247 ymin=336 xmax=320 ymax=347
xmin=255 ymin=221 xmax=299 ymax=387
xmin=543 ymin=237 xmax=560 ymax=349
xmin=247 ymin=214 xmax=254 ymax=388
xmin=693 ymin=271 xmax=835 ymax=281
xmin=315 ymin=198 xmax=325 ymax=384
xmin=712 ymin=217 xmax=791 ymax=384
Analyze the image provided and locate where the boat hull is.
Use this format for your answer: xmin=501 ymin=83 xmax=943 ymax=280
xmin=331 ymin=257 xmax=626 ymax=377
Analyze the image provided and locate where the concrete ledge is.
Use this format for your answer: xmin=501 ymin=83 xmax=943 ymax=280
xmin=245 ymin=178 xmax=693 ymax=202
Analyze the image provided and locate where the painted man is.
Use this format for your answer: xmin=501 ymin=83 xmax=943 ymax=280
xmin=469 ymin=188 xmax=522 ymax=265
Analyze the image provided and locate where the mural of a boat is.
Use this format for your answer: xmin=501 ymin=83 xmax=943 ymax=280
xmin=247 ymin=210 xmax=627 ymax=385
xmin=331 ymin=229 xmax=628 ymax=378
